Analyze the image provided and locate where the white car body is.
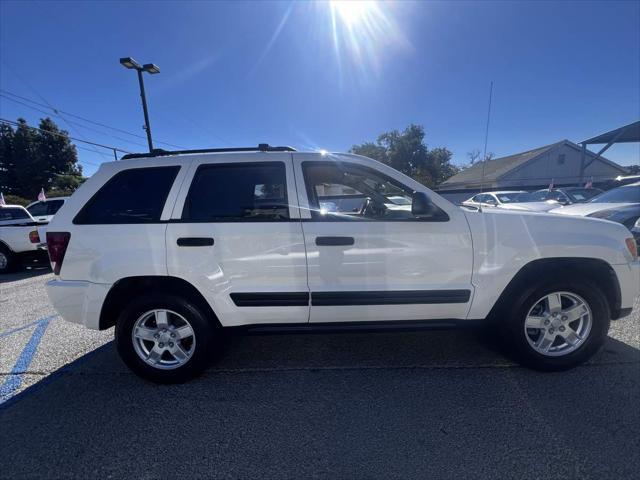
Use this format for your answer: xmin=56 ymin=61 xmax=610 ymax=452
xmin=26 ymin=197 xmax=68 ymax=223
xmin=550 ymin=202 xmax=638 ymax=217
xmin=462 ymin=191 xmax=525 ymax=209
xmin=498 ymin=200 xmax=561 ymax=213
xmin=45 ymin=151 xmax=639 ymax=333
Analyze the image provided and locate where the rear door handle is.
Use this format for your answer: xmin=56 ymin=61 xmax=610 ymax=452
xmin=315 ymin=236 xmax=355 ymax=246
xmin=177 ymin=237 xmax=214 ymax=247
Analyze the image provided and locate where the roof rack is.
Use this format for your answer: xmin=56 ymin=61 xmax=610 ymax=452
xmin=121 ymin=144 xmax=296 ymax=160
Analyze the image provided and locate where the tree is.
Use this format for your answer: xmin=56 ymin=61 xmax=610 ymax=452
xmin=0 ymin=123 xmax=17 ymax=194
xmin=0 ymin=117 xmax=83 ymax=199
xmin=11 ymin=118 xmax=39 ymax=198
xmin=626 ymin=164 xmax=640 ymax=175
xmin=467 ymin=149 xmax=494 ymax=165
xmin=350 ymin=124 xmax=459 ymax=188
xmin=36 ymin=118 xmax=82 ymax=192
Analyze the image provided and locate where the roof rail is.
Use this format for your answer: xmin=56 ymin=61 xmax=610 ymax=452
xmin=120 ymin=144 xmax=296 ymax=160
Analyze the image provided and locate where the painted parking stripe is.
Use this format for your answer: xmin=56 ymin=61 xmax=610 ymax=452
xmin=0 ymin=315 xmax=55 ymax=339
xmin=0 ymin=316 xmax=54 ymax=404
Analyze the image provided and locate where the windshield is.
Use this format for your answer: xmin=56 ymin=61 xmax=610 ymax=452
xmin=588 ymin=185 xmax=640 ymax=203
xmin=495 ymin=193 xmax=522 ymax=204
xmin=565 ymin=189 xmax=602 ymax=202
xmin=515 ymin=191 xmax=554 ymax=202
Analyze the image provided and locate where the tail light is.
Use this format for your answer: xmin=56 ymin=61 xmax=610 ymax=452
xmin=625 ymin=238 xmax=638 ymax=261
xmin=29 ymin=230 xmax=40 ymax=244
xmin=46 ymin=232 xmax=71 ymax=275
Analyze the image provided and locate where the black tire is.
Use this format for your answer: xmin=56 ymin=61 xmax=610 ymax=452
xmin=115 ymin=293 xmax=217 ymax=383
xmin=500 ymin=277 xmax=610 ymax=371
xmin=0 ymin=245 xmax=17 ymax=274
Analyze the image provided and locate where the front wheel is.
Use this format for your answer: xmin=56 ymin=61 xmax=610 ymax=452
xmin=115 ymin=294 xmax=217 ymax=383
xmin=502 ymin=279 xmax=610 ymax=371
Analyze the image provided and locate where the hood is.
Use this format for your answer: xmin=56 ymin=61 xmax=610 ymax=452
xmin=498 ymin=202 xmax=559 ymax=212
xmin=549 ymin=202 xmax=638 ymax=217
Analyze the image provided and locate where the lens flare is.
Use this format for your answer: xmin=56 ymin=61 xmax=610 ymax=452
xmin=330 ymin=0 xmax=377 ymax=27
xmin=325 ymin=0 xmax=412 ymax=83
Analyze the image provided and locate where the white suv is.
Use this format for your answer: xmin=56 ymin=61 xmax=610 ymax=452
xmin=45 ymin=145 xmax=639 ymax=383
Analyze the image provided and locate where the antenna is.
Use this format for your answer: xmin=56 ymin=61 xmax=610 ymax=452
xmin=479 ymin=81 xmax=494 ymax=195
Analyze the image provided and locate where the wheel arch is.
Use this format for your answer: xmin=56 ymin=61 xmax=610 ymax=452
xmin=487 ymin=257 xmax=623 ymax=322
xmin=99 ymin=275 xmax=220 ymax=330
xmin=0 ymin=239 xmax=14 ymax=253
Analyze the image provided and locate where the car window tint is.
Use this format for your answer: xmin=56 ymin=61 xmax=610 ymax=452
xmin=0 ymin=208 xmax=30 ymax=221
xmin=74 ymin=166 xmax=180 ymax=224
xmin=589 ymin=185 xmax=640 ymax=203
xmin=183 ymin=162 xmax=289 ymax=222
xmin=27 ymin=202 xmax=48 ymax=216
xmin=47 ymin=199 xmax=65 ymax=215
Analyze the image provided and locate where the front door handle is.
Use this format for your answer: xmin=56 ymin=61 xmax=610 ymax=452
xmin=315 ymin=236 xmax=355 ymax=246
xmin=177 ymin=237 xmax=214 ymax=247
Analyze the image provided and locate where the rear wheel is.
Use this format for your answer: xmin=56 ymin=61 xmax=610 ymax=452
xmin=501 ymin=278 xmax=609 ymax=371
xmin=0 ymin=246 xmax=16 ymax=274
xmin=115 ymin=294 xmax=217 ymax=383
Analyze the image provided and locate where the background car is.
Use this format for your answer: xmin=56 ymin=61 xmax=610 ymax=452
xmin=462 ymin=191 xmax=525 ymax=208
xmin=498 ymin=187 xmax=603 ymax=212
xmin=632 ymin=217 xmax=640 ymax=247
xmin=550 ymin=182 xmax=640 ymax=220
xmin=26 ymin=197 xmax=67 ymax=223
xmin=0 ymin=204 xmax=48 ymax=273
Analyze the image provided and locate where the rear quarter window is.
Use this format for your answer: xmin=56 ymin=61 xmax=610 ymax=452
xmin=74 ymin=166 xmax=180 ymax=224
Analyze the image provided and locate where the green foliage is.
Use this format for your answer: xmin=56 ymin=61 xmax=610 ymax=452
xmin=3 ymin=194 xmax=30 ymax=206
xmin=350 ymin=124 xmax=459 ymax=188
xmin=626 ymin=164 xmax=640 ymax=175
xmin=0 ymin=117 xmax=84 ymax=200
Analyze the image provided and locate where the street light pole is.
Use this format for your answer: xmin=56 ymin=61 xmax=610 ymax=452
xmin=120 ymin=57 xmax=160 ymax=153
xmin=136 ymin=68 xmax=154 ymax=152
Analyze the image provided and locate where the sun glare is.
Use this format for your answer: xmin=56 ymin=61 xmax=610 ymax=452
xmin=330 ymin=1 xmax=377 ymax=28
xmin=324 ymin=0 xmax=411 ymax=83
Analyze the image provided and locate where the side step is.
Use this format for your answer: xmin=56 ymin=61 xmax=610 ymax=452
xmin=236 ymin=319 xmax=483 ymax=336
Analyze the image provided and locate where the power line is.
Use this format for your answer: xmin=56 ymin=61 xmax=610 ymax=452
xmin=0 ymin=89 xmax=186 ymax=149
xmin=0 ymin=93 xmax=150 ymax=149
xmin=0 ymin=118 xmax=131 ymax=155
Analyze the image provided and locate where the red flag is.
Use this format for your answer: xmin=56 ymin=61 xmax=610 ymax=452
xmin=37 ymin=188 xmax=46 ymax=201
xmin=585 ymin=176 xmax=593 ymax=188
xmin=548 ymin=178 xmax=554 ymax=190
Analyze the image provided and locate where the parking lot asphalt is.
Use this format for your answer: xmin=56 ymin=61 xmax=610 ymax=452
xmin=0 ymin=269 xmax=639 ymax=479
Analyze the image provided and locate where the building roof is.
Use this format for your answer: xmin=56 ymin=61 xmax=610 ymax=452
xmin=440 ymin=141 xmax=562 ymax=187
xmin=581 ymin=120 xmax=640 ymax=145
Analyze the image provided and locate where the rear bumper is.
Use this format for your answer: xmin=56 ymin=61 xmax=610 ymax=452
xmin=46 ymin=279 xmax=112 ymax=330
xmin=611 ymin=261 xmax=640 ymax=319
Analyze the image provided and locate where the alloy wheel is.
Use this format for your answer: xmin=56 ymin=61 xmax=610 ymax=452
xmin=524 ymin=291 xmax=592 ymax=357
xmin=131 ymin=309 xmax=196 ymax=370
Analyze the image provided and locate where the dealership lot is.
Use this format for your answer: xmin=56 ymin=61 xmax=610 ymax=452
xmin=1 ymin=269 xmax=639 ymax=479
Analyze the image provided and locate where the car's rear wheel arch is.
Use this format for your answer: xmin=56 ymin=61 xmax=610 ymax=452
xmin=100 ymin=276 xmax=220 ymax=330
xmin=487 ymin=257 xmax=621 ymax=322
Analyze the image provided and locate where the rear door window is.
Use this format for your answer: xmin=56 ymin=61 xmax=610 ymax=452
xmin=27 ymin=202 xmax=48 ymax=217
xmin=74 ymin=166 xmax=180 ymax=224
xmin=182 ymin=162 xmax=289 ymax=222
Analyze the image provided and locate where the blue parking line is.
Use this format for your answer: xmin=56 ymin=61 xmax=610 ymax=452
xmin=0 ymin=315 xmax=56 ymax=339
xmin=0 ymin=316 xmax=53 ymax=404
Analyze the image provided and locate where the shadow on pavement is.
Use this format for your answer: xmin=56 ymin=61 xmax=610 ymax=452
xmin=0 ymin=267 xmax=50 ymax=284
xmin=1 ymin=331 xmax=638 ymax=479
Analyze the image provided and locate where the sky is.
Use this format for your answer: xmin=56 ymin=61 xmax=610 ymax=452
xmin=1 ymin=0 xmax=639 ymax=176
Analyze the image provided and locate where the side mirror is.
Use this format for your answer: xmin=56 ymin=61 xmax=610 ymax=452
xmin=411 ymin=191 xmax=433 ymax=216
